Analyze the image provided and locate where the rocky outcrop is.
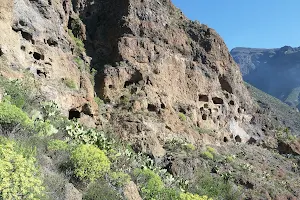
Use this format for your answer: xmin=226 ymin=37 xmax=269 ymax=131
xmin=123 ymin=181 xmax=142 ymax=200
xmin=231 ymin=46 xmax=300 ymax=110
xmin=70 ymin=0 xmax=259 ymax=157
xmin=64 ymin=183 xmax=82 ymax=200
xmin=0 ymin=0 xmax=97 ymax=119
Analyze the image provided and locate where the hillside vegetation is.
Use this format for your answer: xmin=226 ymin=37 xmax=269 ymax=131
xmin=245 ymin=82 xmax=300 ymax=135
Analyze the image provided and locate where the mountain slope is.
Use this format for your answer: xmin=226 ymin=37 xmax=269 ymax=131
xmin=0 ymin=0 xmax=299 ymax=200
xmin=231 ymin=46 xmax=300 ymax=109
xmin=246 ymin=82 xmax=300 ymax=135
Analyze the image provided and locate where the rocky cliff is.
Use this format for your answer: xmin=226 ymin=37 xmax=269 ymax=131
xmin=0 ymin=0 xmax=99 ymax=125
xmin=0 ymin=0 xmax=300 ymax=200
xmin=75 ymin=0 xmax=258 ymax=157
xmin=231 ymin=46 xmax=300 ymax=109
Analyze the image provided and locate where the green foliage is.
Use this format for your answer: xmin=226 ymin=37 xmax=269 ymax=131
xmin=239 ymin=163 xmax=253 ymax=172
xmin=134 ymin=168 xmax=179 ymax=200
xmin=180 ymin=193 xmax=212 ymax=200
xmin=69 ymin=17 xmax=83 ymax=38
xmin=0 ymin=78 xmax=28 ymax=108
xmin=63 ymin=78 xmax=77 ymax=89
xmin=74 ymin=57 xmax=86 ymax=71
xmin=109 ymin=171 xmax=131 ymax=187
xmin=225 ymin=155 xmax=235 ymax=163
xmin=94 ymin=97 xmax=104 ymax=107
xmin=206 ymin=146 xmax=216 ymax=154
xmin=134 ymin=168 xmax=164 ymax=199
xmin=48 ymin=140 xmax=69 ymax=151
xmin=71 ymin=144 xmax=110 ymax=181
xmin=34 ymin=119 xmax=58 ymax=137
xmin=189 ymin=171 xmax=241 ymax=200
xmin=184 ymin=143 xmax=196 ymax=151
xmin=41 ymin=101 xmax=61 ymax=120
xmin=83 ymin=179 xmax=122 ymax=200
xmin=68 ymin=29 xmax=85 ymax=55
xmin=178 ymin=112 xmax=187 ymax=121
xmin=0 ymin=137 xmax=44 ymax=199
xmin=0 ymin=101 xmax=33 ymax=128
xmin=66 ymin=122 xmax=100 ymax=145
xmin=201 ymin=151 xmax=214 ymax=160
xmin=276 ymin=127 xmax=297 ymax=142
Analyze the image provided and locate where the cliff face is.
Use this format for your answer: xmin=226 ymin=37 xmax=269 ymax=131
xmin=71 ymin=0 xmax=258 ymax=156
xmin=2 ymin=1 xmax=300 ymax=199
xmin=0 ymin=0 xmax=98 ymax=123
xmin=231 ymin=46 xmax=300 ymax=109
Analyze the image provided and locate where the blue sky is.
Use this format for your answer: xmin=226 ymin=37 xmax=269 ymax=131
xmin=172 ymin=0 xmax=300 ymax=50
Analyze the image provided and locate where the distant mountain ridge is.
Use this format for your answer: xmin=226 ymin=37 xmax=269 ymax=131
xmin=231 ymin=46 xmax=300 ymax=109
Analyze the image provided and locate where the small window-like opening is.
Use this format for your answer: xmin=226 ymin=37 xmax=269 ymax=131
xmin=147 ymin=104 xmax=157 ymax=112
xmin=199 ymin=95 xmax=209 ymax=102
xmin=47 ymin=38 xmax=58 ymax=47
xmin=212 ymin=97 xmax=224 ymax=104
xmin=229 ymin=100 xmax=235 ymax=106
xmin=161 ymin=103 xmax=166 ymax=109
xmin=238 ymin=108 xmax=242 ymax=113
xmin=204 ymin=104 xmax=209 ymax=108
xmin=21 ymin=31 xmax=33 ymax=43
xmin=202 ymin=114 xmax=207 ymax=120
xmin=179 ymin=107 xmax=186 ymax=114
xmin=223 ymin=137 xmax=229 ymax=142
xmin=109 ymin=85 xmax=113 ymax=89
xmin=247 ymin=137 xmax=257 ymax=145
xmin=235 ymin=135 xmax=242 ymax=143
xmin=0 ymin=48 xmax=3 ymax=56
xmin=69 ymin=109 xmax=81 ymax=120
xmin=33 ymin=52 xmax=44 ymax=60
xmin=21 ymin=46 xmax=25 ymax=51
xmin=37 ymin=69 xmax=47 ymax=78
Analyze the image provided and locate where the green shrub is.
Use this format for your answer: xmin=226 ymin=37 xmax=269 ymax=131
xmin=189 ymin=171 xmax=242 ymax=200
xmin=74 ymin=56 xmax=84 ymax=66
xmin=178 ymin=112 xmax=187 ymax=121
xmin=0 ymin=137 xmax=44 ymax=199
xmin=0 ymin=101 xmax=32 ymax=128
xmin=83 ymin=179 xmax=122 ymax=200
xmin=179 ymin=193 xmax=212 ymax=200
xmin=68 ymin=29 xmax=85 ymax=55
xmin=41 ymin=101 xmax=61 ymax=120
xmin=109 ymin=171 xmax=131 ymax=187
xmin=206 ymin=146 xmax=216 ymax=154
xmin=0 ymin=78 xmax=28 ymax=108
xmin=69 ymin=17 xmax=83 ymax=38
xmin=71 ymin=144 xmax=110 ymax=181
xmin=35 ymin=119 xmax=58 ymax=137
xmin=63 ymin=78 xmax=77 ymax=89
xmin=225 ymin=155 xmax=235 ymax=163
xmin=66 ymin=122 xmax=100 ymax=145
xmin=48 ymin=140 xmax=69 ymax=151
xmin=134 ymin=168 xmax=179 ymax=199
xmin=201 ymin=151 xmax=214 ymax=160
xmin=184 ymin=143 xmax=196 ymax=151
xmin=134 ymin=168 xmax=164 ymax=199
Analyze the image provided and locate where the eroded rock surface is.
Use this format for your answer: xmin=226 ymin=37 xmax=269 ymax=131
xmin=71 ymin=0 xmax=260 ymax=158
xmin=0 ymin=0 xmax=97 ymax=119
